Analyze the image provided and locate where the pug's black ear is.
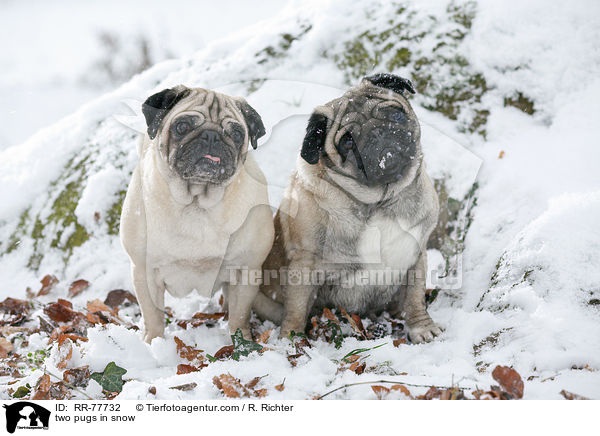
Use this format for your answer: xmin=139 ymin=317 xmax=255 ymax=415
xmin=301 ymin=113 xmax=328 ymax=165
xmin=236 ymin=100 xmax=266 ymax=149
xmin=142 ymin=86 xmax=191 ymax=140
xmin=364 ymin=73 xmax=416 ymax=95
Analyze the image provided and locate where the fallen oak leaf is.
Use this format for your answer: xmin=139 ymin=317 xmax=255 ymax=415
xmin=275 ymin=378 xmax=286 ymax=392
xmin=104 ymin=289 xmax=137 ymax=308
xmin=213 ymin=374 xmax=250 ymax=398
xmin=31 ymin=374 xmax=52 ymax=400
xmin=371 ymin=385 xmax=390 ymax=400
xmin=57 ymin=333 xmax=88 ymax=346
xmin=391 ymin=384 xmax=412 ymax=398
xmin=560 ymin=390 xmax=590 ymax=400
xmin=258 ymin=329 xmax=272 ymax=344
xmin=322 ymin=308 xmax=339 ymax=324
xmin=177 ymin=363 xmax=207 ymax=375
xmin=492 ymin=365 xmax=524 ymax=399
xmin=349 ymin=361 xmax=366 ymax=375
xmin=44 ymin=302 xmax=80 ymax=323
xmin=174 ymin=336 xmax=204 ymax=362
xmin=68 ymin=279 xmax=90 ymax=298
xmin=169 ymin=382 xmax=197 ymax=392
xmin=38 ymin=274 xmax=59 ymax=296
xmin=0 ymin=298 xmax=30 ymax=315
xmin=63 ymin=366 xmax=90 ymax=387
xmin=192 ymin=312 xmax=227 ymax=320
xmin=0 ymin=338 xmax=14 ymax=358
xmin=213 ymin=345 xmax=234 ymax=360
xmin=56 ymin=338 xmax=73 ymax=369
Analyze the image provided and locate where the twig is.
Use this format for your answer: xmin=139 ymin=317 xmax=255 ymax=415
xmin=315 ymin=379 xmax=464 ymax=400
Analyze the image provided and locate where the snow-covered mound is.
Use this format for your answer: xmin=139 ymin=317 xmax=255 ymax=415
xmin=0 ymin=0 xmax=599 ymax=399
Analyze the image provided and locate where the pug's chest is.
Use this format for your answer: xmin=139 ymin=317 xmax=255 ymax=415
xmin=146 ymin=202 xmax=230 ymax=259
xmin=324 ymin=213 xmax=423 ymax=272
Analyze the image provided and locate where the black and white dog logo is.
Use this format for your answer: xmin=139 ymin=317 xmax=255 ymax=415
xmin=3 ymin=402 xmax=50 ymax=433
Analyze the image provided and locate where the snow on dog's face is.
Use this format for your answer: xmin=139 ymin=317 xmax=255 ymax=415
xmin=142 ymin=85 xmax=265 ymax=184
xmin=301 ymin=74 xmax=422 ymax=188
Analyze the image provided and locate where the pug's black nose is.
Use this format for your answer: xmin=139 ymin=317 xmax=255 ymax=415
xmin=199 ymin=130 xmax=222 ymax=147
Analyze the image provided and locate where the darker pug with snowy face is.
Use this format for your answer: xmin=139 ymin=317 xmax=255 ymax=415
xmin=255 ymin=74 xmax=442 ymax=343
xmin=120 ymin=85 xmax=274 ymax=342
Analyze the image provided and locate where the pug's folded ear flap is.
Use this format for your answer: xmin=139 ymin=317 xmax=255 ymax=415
xmin=142 ymin=85 xmax=191 ymax=140
xmin=364 ymin=73 xmax=416 ymax=96
xmin=301 ymin=113 xmax=328 ymax=165
xmin=235 ymin=100 xmax=266 ymax=149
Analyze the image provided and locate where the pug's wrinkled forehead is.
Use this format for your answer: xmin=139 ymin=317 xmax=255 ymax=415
xmin=158 ymin=89 xmax=243 ymax=141
xmin=142 ymin=85 xmax=265 ymax=150
xmin=322 ymin=78 xmax=419 ymax=144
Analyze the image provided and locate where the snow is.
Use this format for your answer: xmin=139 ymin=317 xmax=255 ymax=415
xmin=1 ymin=0 xmax=599 ymax=400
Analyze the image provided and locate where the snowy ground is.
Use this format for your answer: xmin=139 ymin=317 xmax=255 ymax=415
xmin=0 ymin=0 xmax=599 ymax=400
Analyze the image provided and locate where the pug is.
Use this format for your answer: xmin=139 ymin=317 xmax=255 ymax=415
xmin=255 ymin=74 xmax=442 ymax=343
xmin=120 ymin=85 xmax=274 ymax=342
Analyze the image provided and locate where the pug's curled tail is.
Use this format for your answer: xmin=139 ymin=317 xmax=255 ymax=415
xmin=252 ymin=292 xmax=283 ymax=325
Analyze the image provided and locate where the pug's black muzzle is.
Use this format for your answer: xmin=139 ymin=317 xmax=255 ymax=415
xmin=173 ymin=129 xmax=236 ymax=183
xmin=350 ymin=127 xmax=418 ymax=186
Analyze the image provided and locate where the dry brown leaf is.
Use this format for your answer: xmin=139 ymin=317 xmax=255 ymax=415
xmin=177 ymin=364 xmax=200 ymax=375
xmin=254 ymin=388 xmax=267 ymax=397
xmin=393 ymin=338 xmax=407 ymax=347
xmin=57 ymin=298 xmax=72 ymax=309
xmin=245 ymin=377 xmax=261 ymax=390
xmin=44 ymin=302 xmax=79 ymax=323
xmin=417 ymin=386 xmax=443 ymax=400
xmin=68 ymin=279 xmax=90 ymax=297
xmin=38 ymin=274 xmax=59 ymax=296
xmin=0 ymin=338 xmax=13 ymax=358
xmin=372 ymin=385 xmax=390 ymax=400
xmin=498 ymin=150 xmax=505 ymax=159
xmin=492 ymin=365 xmax=524 ymax=399
xmin=391 ymin=384 xmax=412 ymax=398
xmin=174 ymin=336 xmax=203 ymax=362
xmin=213 ymin=344 xmax=234 ymax=360
xmin=322 ymin=308 xmax=339 ymax=323
xmin=104 ymin=289 xmax=137 ymax=308
xmin=63 ymin=366 xmax=90 ymax=387
xmin=169 ymin=382 xmax=197 ymax=391
xmin=560 ymin=390 xmax=589 ymax=400
xmin=275 ymin=379 xmax=286 ymax=392
xmin=0 ymin=298 xmax=30 ymax=315
xmin=213 ymin=374 xmax=249 ymax=398
xmin=57 ymin=338 xmax=73 ymax=369
xmin=148 ymin=386 xmax=157 ymax=395
xmin=57 ymin=333 xmax=88 ymax=346
xmin=349 ymin=361 xmax=366 ymax=375
xmin=192 ymin=312 xmax=227 ymax=320
xmin=31 ymin=374 xmax=52 ymax=400
xmin=258 ymin=329 xmax=272 ymax=344
xmin=86 ymin=299 xmax=114 ymax=315
xmin=345 ymin=354 xmax=360 ymax=363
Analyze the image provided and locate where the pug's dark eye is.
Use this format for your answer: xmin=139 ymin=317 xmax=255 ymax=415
xmin=389 ymin=110 xmax=406 ymax=124
xmin=343 ymin=135 xmax=354 ymax=150
xmin=174 ymin=121 xmax=190 ymax=136
xmin=230 ymin=124 xmax=244 ymax=146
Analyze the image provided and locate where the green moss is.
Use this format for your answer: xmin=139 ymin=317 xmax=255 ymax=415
xmin=329 ymin=1 xmax=495 ymax=137
xmin=504 ymin=92 xmax=535 ymax=115
xmin=106 ymin=189 xmax=127 ymax=236
xmin=386 ymin=47 xmax=412 ymax=70
xmin=254 ymin=23 xmax=312 ymax=66
xmin=4 ymin=208 xmax=30 ymax=254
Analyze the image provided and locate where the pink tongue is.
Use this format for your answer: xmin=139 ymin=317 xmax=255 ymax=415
xmin=204 ymin=154 xmax=220 ymax=163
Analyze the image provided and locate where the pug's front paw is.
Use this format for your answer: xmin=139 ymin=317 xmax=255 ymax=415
xmin=407 ymin=321 xmax=443 ymax=343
